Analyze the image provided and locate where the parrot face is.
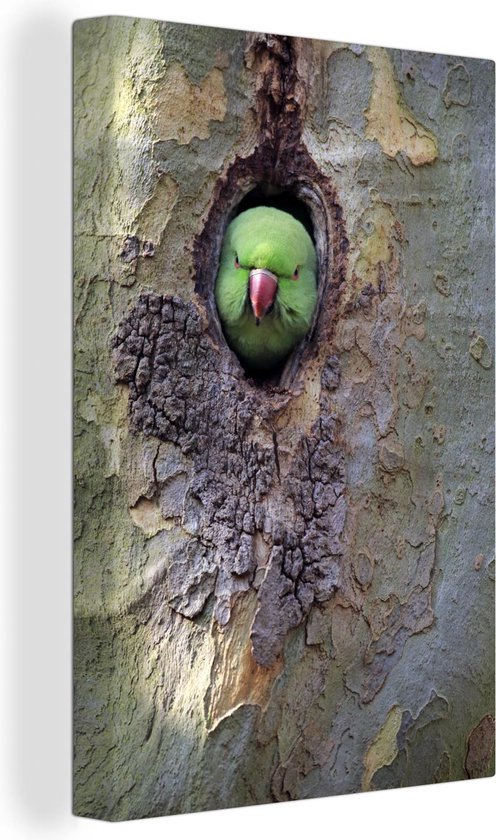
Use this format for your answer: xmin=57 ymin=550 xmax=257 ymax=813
xmin=215 ymin=206 xmax=318 ymax=370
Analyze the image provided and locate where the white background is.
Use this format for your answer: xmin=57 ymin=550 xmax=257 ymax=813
xmin=1 ymin=1 xmax=494 ymax=838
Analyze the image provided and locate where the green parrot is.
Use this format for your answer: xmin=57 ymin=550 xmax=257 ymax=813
xmin=215 ymin=206 xmax=318 ymax=370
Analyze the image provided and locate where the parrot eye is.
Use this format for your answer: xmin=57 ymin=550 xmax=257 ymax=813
xmin=292 ymin=267 xmax=300 ymax=280
xmin=234 ymin=255 xmax=240 ymax=269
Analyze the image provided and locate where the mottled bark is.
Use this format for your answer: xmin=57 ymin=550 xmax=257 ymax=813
xmin=74 ymin=17 xmax=494 ymax=820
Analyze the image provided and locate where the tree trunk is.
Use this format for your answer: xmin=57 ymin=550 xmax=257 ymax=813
xmin=73 ymin=17 xmax=494 ymax=820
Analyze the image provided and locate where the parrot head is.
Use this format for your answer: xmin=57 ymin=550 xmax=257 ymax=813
xmin=215 ymin=206 xmax=318 ymax=371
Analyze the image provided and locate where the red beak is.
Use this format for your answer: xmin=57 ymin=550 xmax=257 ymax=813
xmin=249 ymin=269 xmax=278 ymax=325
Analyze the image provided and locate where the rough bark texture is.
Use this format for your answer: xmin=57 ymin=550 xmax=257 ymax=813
xmin=74 ymin=17 xmax=495 ymax=820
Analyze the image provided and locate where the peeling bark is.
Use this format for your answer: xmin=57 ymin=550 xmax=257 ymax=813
xmin=112 ymin=293 xmax=346 ymax=666
xmin=74 ymin=17 xmax=494 ymax=820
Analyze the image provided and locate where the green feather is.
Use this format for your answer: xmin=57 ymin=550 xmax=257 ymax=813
xmin=215 ymin=207 xmax=317 ymax=370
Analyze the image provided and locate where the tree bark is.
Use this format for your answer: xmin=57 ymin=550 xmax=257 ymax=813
xmin=74 ymin=17 xmax=494 ymax=819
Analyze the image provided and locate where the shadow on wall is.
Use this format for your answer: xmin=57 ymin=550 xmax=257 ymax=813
xmin=5 ymin=11 xmax=72 ymax=826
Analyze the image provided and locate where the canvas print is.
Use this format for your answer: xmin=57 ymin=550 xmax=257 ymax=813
xmin=73 ymin=16 xmax=495 ymax=820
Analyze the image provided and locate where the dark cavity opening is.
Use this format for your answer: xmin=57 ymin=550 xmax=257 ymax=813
xmin=194 ymin=155 xmax=347 ymax=393
xmin=234 ymin=184 xmax=315 ymax=241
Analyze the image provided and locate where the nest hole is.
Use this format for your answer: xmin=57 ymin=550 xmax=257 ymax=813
xmin=194 ymin=160 xmax=345 ymax=392
xmin=234 ymin=184 xmax=315 ymax=241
